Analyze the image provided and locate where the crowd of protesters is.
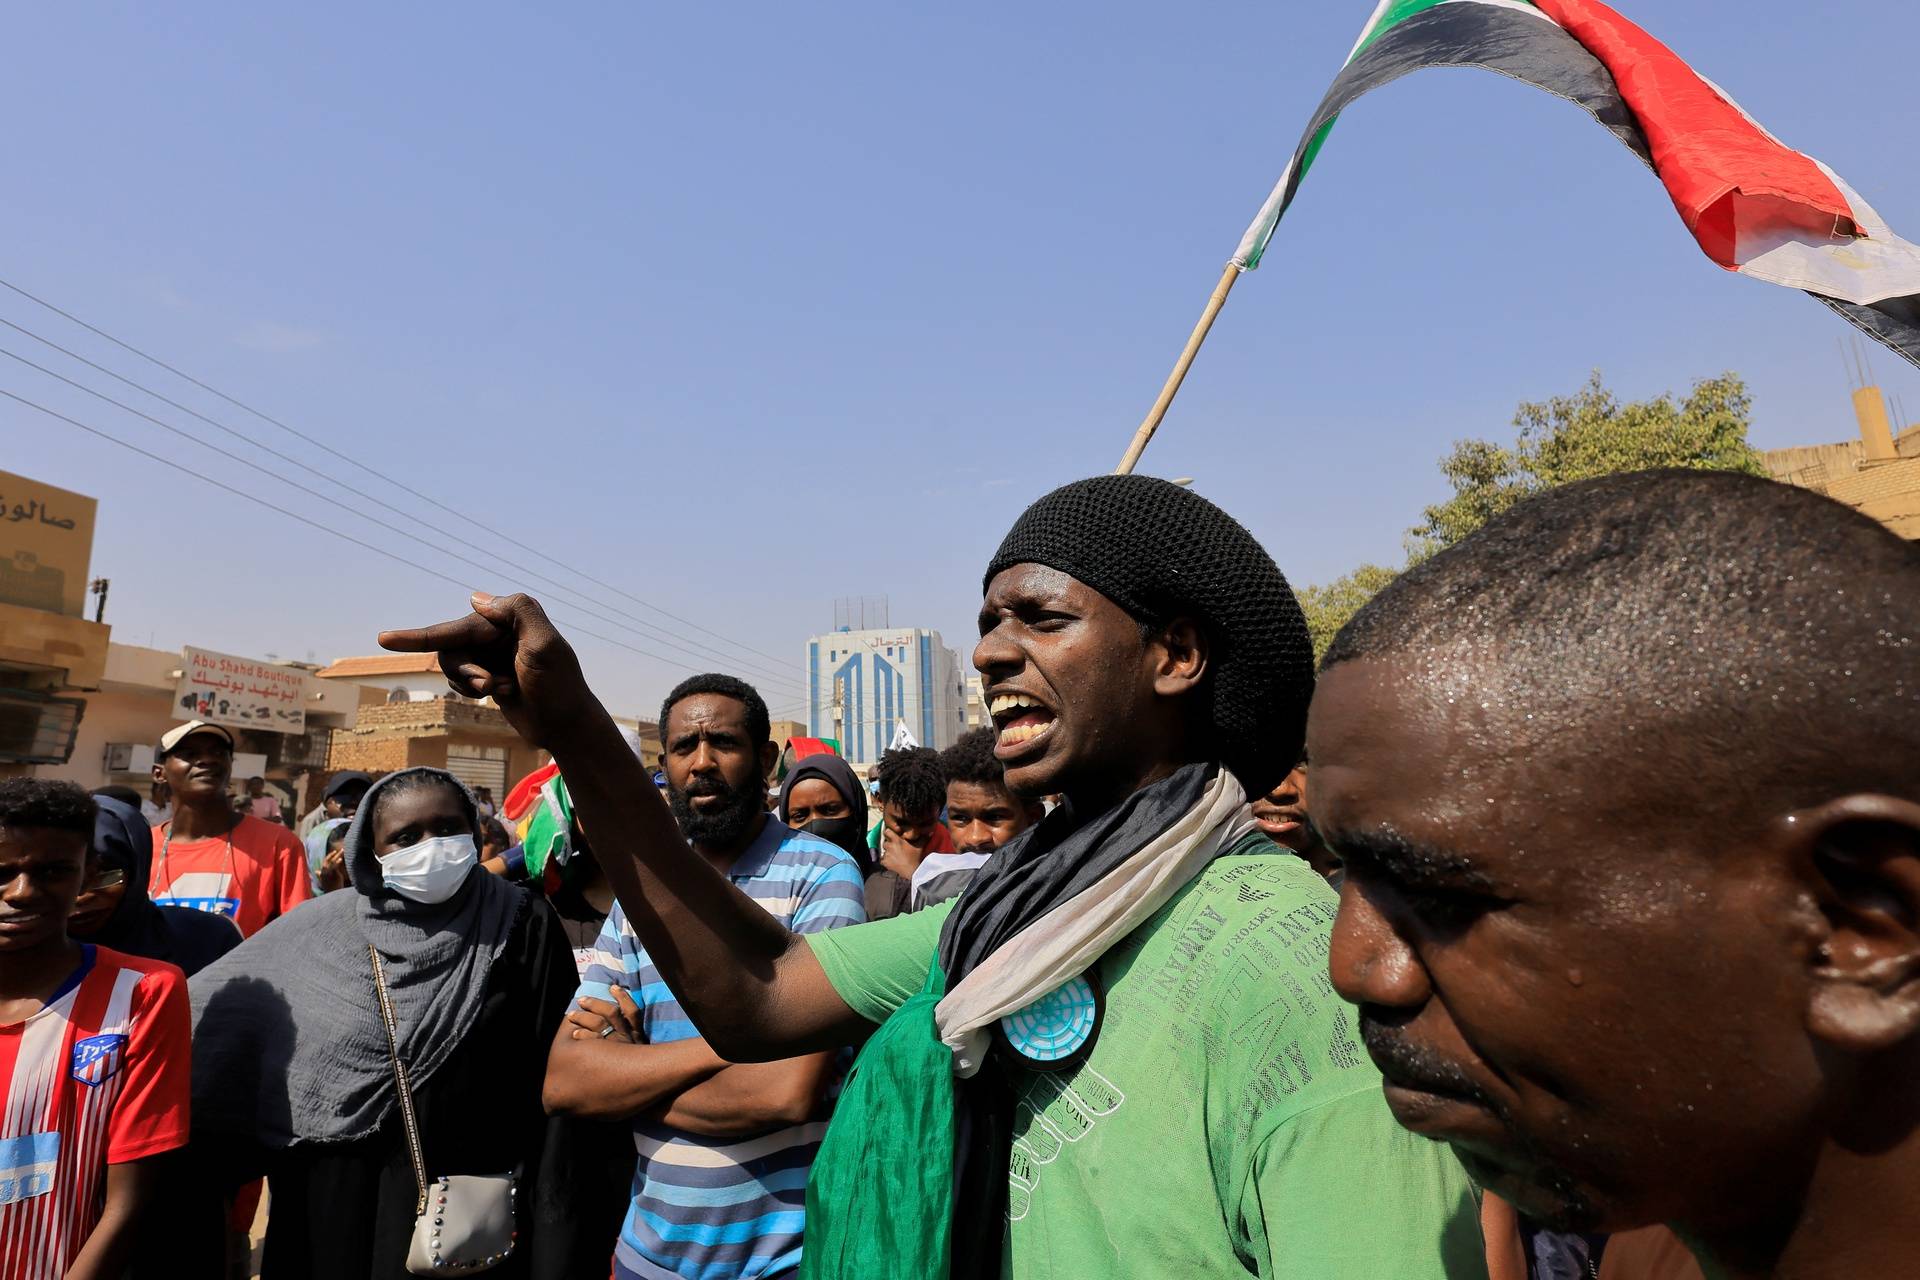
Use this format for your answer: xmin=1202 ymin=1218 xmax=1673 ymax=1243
xmin=0 ymin=469 xmax=1914 ymax=1279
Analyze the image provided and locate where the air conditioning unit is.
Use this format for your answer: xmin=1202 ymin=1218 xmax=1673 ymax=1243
xmin=104 ymin=743 xmax=157 ymax=775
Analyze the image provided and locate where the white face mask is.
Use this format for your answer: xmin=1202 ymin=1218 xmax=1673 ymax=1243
xmin=376 ymin=833 xmax=477 ymax=904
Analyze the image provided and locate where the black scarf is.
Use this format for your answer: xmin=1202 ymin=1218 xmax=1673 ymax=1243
xmin=935 ymin=762 xmax=1215 ymax=1276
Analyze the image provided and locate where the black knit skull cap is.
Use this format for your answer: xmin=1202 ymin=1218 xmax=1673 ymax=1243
xmin=983 ymin=474 xmax=1314 ymax=797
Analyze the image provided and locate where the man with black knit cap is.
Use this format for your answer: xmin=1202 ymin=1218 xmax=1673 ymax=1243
xmin=381 ymin=476 xmax=1485 ymax=1280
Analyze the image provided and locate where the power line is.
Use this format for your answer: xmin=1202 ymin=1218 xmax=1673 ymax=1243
xmin=0 ymin=315 xmax=805 ymax=691
xmin=0 ymin=274 xmax=798 ymax=672
xmin=0 ymin=345 xmax=810 ymax=694
xmin=0 ymin=335 xmax=802 ymax=690
xmin=1 ymin=388 xmax=786 ymax=685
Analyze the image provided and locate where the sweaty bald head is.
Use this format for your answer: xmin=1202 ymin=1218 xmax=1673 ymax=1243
xmin=1323 ymin=468 xmax=1920 ymax=840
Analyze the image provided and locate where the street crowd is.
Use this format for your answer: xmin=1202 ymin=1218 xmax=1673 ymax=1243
xmin=0 ymin=469 xmax=1914 ymax=1279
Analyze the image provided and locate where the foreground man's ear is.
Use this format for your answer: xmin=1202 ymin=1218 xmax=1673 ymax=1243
xmin=1150 ymin=617 xmax=1209 ymax=697
xmin=1794 ymin=795 xmax=1920 ymax=1052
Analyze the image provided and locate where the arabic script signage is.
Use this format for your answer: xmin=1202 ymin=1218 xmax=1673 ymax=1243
xmin=175 ymin=647 xmax=308 ymax=735
xmin=0 ymin=470 xmax=97 ymax=618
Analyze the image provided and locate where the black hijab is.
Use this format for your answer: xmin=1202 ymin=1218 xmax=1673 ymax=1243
xmin=80 ymin=795 xmax=241 ymax=977
xmin=776 ymin=754 xmax=872 ymax=874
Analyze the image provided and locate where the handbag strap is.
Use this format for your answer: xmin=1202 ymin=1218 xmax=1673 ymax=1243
xmin=370 ymin=943 xmax=432 ymax=1216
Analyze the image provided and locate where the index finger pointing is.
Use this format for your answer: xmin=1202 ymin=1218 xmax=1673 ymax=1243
xmin=377 ymin=612 xmax=505 ymax=654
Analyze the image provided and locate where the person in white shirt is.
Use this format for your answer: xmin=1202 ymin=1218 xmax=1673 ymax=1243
xmin=140 ymin=780 xmax=172 ymax=827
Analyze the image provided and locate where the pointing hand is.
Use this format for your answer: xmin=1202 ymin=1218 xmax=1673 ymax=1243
xmin=378 ymin=593 xmax=589 ymax=748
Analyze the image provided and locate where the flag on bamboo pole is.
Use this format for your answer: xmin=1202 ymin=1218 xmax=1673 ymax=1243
xmin=1233 ymin=0 xmax=1920 ymax=369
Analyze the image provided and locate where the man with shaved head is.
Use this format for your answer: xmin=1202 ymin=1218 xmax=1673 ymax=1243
xmin=1310 ymin=468 xmax=1920 ymax=1279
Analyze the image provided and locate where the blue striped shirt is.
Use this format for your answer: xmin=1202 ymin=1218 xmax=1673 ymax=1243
xmin=574 ymin=817 xmax=866 ymax=1280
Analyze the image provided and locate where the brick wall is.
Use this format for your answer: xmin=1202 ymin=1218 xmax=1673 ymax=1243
xmin=1827 ymin=458 xmax=1920 ymax=538
xmin=326 ymin=733 xmax=412 ymax=775
xmin=323 ymin=696 xmax=543 ymax=783
xmin=1828 ymin=456 xmax=1920 ymax=506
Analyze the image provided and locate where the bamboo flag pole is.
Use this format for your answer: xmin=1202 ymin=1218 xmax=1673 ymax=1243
xmin=1113 ymin=261 xmax=1243 ymax=475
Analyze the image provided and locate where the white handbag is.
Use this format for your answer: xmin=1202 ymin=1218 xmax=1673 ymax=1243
xmin=370 ymin=944 xmax=518 ymax=1275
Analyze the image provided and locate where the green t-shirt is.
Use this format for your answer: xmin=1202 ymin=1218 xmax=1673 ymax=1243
xmin=807 ymin=837 xmax=1488 ymax=1279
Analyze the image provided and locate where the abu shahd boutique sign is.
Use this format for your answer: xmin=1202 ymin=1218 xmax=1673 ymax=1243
xmin=174 ymin=647 xmax=308 ymax=734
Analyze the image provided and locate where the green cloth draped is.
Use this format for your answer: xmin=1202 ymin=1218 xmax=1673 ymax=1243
xmin=803 ymin=964 xmax=956 ymax=1280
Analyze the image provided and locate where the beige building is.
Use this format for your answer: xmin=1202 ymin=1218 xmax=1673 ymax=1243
xmin=0 ymin=470 xmax=110 ymax=778
xmin=27 ymin=643 xmax=370 ymax=810
xmin=962 ymin=673 xmax=989 ymax=731
xmin=1 ymin=471 xmax=369 ymax=818
xmin=317 ymin=654 xmax=546 ymax=798
xmin=315 ymin=656 xmax=675 ymax=798
xmin=322 ymin=696 xmax=546 ymax=799
xmin=767 ymin=717 xmax=809 ymax=756
xmin=615 ymin=716 xmax=664 ymax=770
xmin=1763 ymin=386 xmax=1920 ymax=538
xmin=316 ymin=652 xmax=465 ymax=703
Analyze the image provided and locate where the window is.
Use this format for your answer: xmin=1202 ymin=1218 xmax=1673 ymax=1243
xmin=0 ymin=688 xmax=84 ymax=764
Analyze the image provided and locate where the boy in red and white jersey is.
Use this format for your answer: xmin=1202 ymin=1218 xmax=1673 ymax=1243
xmin=0 ymin=778 xmax=189 ymax=1280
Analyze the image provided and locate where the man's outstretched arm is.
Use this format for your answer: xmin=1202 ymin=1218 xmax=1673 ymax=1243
xmin=381 ymin=592 xmax=866 ymax=1059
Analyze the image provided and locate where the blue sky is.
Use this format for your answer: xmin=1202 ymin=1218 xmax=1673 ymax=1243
xmin=4 ymin=1 xmax=1915 ymax=722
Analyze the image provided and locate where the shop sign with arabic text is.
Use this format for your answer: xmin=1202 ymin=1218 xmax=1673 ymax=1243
xmin=175 ymin=647 xmax=308 ymax=734
xmin=0 ymin=470 xmax=96 ymax=617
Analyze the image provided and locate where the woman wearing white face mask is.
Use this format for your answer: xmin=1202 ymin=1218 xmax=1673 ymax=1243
xmin=180 ymin=768 xmax=596 ymax=1278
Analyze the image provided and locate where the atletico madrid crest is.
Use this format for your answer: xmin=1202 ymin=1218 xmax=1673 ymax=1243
xmin=70 ymin=1034 xmax=127 ymax=1087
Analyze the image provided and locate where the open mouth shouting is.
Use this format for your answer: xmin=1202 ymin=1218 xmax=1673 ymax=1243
xmin=989 ymin=689 xmax=1058 ymax=759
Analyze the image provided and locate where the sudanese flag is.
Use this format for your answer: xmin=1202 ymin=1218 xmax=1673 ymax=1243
xmin=1232 ymin=0 xmax=1920 ymax=368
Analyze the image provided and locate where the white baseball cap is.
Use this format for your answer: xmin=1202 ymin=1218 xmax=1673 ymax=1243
xmin=157 ymin=720 xmax=236 ymax=757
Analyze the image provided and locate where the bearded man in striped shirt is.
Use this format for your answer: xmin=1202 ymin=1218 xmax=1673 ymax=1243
xmin=542 ymin=674 xmax=866 ymax=1280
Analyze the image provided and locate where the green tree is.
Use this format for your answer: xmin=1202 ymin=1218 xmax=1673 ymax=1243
xmin=1297 ymin=371 xmax=1766 ymax=660
xmin=1408 ymin=371 xmax=1765 ymax=559
xmin=1297 ymin=563 xmax=1399 ymax=662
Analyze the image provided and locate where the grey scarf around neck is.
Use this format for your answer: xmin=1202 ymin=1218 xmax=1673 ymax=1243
xmin=188 ymin=767 xmax=524 ymax=1149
